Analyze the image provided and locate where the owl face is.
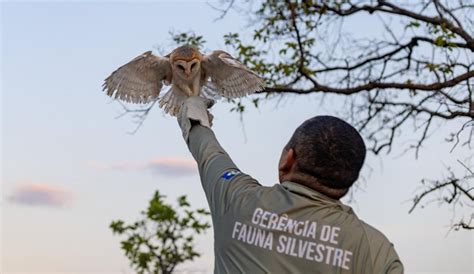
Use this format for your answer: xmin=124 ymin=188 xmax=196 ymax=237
xmin=173 ymin=59 xmax=201 ymax=79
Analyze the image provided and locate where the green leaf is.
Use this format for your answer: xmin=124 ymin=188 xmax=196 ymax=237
xmin=406 ymin=21 xmax=420 ymax=29
xmin=110 ymin=220 xmax=125 ymax=234
xmin=434 ymin=36 xmax=447 ymax=46
xmin=170 ymin=31 xmax=206 ymax=48
xmin=177 ymin=195 xmax=190 ymax=207
xmin=137 ymin=252 xmax=151 ymax=268
xmin=252 ymin=98 xmax=260 ymax=108
xmin=122 ymin=241 xmax=132 ymax=251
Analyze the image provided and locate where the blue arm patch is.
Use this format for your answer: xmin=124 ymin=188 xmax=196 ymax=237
xmin=221 ymin=170 xmax=241 ymax=181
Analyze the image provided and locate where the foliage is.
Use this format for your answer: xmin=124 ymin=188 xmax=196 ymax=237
xmin=110 ymin=191 xmax=211 ymax=274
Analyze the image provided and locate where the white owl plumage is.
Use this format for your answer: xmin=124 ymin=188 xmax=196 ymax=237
xmin=103 ymin=45 xmax=265 ymax=116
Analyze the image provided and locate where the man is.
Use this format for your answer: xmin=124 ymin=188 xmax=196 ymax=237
xmin=177 ymin=97 xmax=403 ymax=273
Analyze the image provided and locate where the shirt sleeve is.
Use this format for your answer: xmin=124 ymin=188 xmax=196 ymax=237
xmin=385 ymin=260 xmax=404 ymax=274
xmin=187 ymin=125 xmax=261 ymax=216
xmin=383 ymin=243 xmax=404 ymax=274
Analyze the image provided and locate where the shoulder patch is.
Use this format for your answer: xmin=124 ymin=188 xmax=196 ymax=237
xmin=221 ymin=170 xmax=241 ymax=181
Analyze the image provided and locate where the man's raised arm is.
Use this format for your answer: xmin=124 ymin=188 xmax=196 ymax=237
xmin=177 ymin=97 xmax=260 ymax=216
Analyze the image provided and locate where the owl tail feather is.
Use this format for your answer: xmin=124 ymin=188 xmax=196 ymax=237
xmin=159 ymin=88 xmax=187 ymax=116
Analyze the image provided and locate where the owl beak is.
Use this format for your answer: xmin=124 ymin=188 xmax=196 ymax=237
xmin=185 ymin=62 xmax=195 ymax=77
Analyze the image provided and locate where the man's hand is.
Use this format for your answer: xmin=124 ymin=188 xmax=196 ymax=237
xmin=177 ymin=96 xmax=215 ymax=142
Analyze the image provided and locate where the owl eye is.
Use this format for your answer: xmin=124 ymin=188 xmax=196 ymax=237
xmin=177 ymin=64 xmax=185 ymax=71
xmin=191 ymin=63 xmax=197 ymax=70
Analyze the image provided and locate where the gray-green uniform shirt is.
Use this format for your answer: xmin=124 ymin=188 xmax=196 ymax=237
xmin=188 ymin=125 xmax=403 ymax=274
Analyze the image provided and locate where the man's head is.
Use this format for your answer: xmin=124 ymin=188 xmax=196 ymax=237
xmin=278 ymin=116 xmax=366 ymax=199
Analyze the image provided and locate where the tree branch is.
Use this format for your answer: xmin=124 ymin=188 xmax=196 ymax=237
xmin=261 ymin=70 xmax=474 ymax=96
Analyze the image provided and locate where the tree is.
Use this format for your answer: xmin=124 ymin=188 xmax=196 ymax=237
xmin=118 ymin=0 xmax=473 ymax=229
xmin=110 ymin=191 xmax=211 ymax=274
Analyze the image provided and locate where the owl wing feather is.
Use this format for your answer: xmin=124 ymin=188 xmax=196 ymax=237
xmin=159 ymin=87 xmax=187 ymax=116
xmin=201 ymin=51 xmax=265 ymax=98
xmin=102 ymin=51 xmax=172 ymax=104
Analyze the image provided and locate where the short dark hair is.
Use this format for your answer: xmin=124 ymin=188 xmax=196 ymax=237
xmin=286 ymin=116 xmax=366 ymax=189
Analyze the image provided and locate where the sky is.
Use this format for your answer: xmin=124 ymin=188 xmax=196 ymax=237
xmin=1 ymin=1 xmax=473 ymax=273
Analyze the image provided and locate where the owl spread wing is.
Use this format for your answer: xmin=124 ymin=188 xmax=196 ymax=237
xmin=103 ymin=51 xmax=172 ymax=104
xmin=201 ymin=51 xmax=265 ymax=98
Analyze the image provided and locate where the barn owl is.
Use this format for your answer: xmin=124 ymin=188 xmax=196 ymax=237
xmin=103 ymin=45 xmax=265 ymax=116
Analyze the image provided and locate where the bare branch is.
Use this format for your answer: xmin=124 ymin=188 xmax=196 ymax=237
xmin=207 ymin=0 xmax=236 ymax=21
xmin=116 ymin=100 xmax=157 ymax=134
xmin=261 ymin=70 xmax=474 ymax=96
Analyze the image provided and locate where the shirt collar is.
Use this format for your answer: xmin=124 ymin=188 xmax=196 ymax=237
xmin=281 ymin=181 xmax=355 ymax=214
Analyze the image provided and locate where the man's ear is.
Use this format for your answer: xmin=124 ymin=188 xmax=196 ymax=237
xmin=279 ymin=148 xmax=296 ymax=173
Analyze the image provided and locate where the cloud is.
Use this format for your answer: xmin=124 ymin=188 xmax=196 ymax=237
xmin=87 ymin=156 xmax=197 ymax=177
xmin=8 ymin=183 xmax=74 ymax=207
xmin=147 ymin=157 xmax=197 ymax=176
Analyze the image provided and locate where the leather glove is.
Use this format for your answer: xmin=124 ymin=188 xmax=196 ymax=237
xmin=177 ymin=96 xmax=215 ymax=142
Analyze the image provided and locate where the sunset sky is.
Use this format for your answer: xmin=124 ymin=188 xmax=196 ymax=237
xmin=1 ymin=1 xmax=472 ymax=273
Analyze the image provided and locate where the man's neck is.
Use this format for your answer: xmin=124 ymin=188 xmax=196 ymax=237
xmin=281 ymin=173 xmax=348 ymax=200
